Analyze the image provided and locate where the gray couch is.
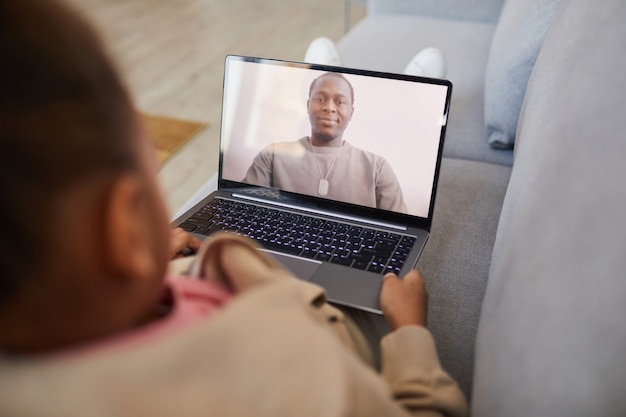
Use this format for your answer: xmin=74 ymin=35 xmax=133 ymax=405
xmin=338 ymin=0 xmax=626 ymax=415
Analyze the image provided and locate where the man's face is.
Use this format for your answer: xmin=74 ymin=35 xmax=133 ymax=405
xmin=307 ymin=75 xmax=354 ymax=143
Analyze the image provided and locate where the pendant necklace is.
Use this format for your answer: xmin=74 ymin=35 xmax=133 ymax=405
xmin=308 ymin=137 xmax=343 ymax=196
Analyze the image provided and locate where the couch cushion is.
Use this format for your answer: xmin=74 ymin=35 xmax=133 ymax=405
xmin=473 ymin=1 xmax=626 ymax=415
xmin=367 ymin=0 xmax=506 ymax=23
xmin=417 ymin=157 xmax=511 ymax=398
xmin=343 ymin=157 xmax=511 ymax=398
xmin=484 ymin=0 xmax=558 ymax=149
xmin=339 ymin=16 xmax=513 ymax=166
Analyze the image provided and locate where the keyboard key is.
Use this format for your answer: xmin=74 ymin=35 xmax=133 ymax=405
xmin=353 ymin=260 xmax=369 ymax=270
xmin=180 ymin=222 xmax=197 ymax=232
xmin=385 ymin=265 xmax=401 ymax=274
xmin=348 ymin=252 xmax=373 ymax=262
xmin=330 ymin=257 xmax=353 ymax=266
xmin=195 ymin=225 xmax=210 ymax=235
xmin=315 ymin=253 xmax=331 ymax=262
xmin=186 ymin=217 xmax=212 ymax=226
xmin=361 ymin=247 xmax=393 ymax=258
xmin=375 ymin=243 xmax=397 ymax=252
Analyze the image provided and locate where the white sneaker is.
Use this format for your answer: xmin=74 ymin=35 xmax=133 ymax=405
xmin=304 ymin=37 xmax=342 ymax=66
xmin=403 ymin=47 xmax=447 ymax=79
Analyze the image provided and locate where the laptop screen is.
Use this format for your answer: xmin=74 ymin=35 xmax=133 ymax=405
xmin=219 ymin=55 xmax=451 ymax=220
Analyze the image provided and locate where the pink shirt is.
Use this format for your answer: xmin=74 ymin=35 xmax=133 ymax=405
xmin=124 ymin=277 xmax=233 ymax=343
xmin=63 ymin=277 xmax=233 ymax=357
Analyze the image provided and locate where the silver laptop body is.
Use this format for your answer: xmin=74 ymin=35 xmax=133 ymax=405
xmin=172 ymin=55 xmax=452 ymax=314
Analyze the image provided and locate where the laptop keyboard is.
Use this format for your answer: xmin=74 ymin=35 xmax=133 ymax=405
xmin=179 ymin=198 xmax=416 ymax=275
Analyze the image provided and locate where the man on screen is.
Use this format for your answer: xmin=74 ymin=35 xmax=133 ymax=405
xmin=242 ymin=72 xmax=408 ymax=213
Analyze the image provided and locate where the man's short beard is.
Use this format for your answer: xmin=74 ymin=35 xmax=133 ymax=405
xmin=314 ymin=132 xmax=337 ymax=143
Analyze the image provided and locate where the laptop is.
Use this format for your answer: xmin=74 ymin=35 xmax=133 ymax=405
xmin=172 ymin=55 xmax=452 ymax=314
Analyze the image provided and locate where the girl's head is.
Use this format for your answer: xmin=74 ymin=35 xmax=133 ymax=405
xmin=0 ymin=0 xmax=172 ymax=352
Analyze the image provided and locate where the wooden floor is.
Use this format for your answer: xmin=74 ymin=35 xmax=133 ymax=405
xmin=67 ymin=0 xmax=365 ymax=215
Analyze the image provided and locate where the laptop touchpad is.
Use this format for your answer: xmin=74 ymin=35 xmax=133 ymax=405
xmin=261 ymin=250 xmax=320 ymax=281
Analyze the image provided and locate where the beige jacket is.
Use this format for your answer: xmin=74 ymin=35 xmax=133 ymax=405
xmin=0 ymin=236 xmax=466 ymax=417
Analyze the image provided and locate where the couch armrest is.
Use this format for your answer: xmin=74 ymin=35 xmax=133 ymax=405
xmin=366 ymin=0 xmax=505 ymax=23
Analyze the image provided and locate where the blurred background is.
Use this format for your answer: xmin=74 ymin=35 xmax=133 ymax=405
xmin=67 ymin=0 xmax=366 ymax=215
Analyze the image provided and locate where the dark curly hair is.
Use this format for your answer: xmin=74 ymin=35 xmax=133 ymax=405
xmin=0 ymin=0 xmax=137 ymax=306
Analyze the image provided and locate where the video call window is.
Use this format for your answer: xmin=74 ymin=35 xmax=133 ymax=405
xmin=221 ymin=58 xmax=449 ymax=219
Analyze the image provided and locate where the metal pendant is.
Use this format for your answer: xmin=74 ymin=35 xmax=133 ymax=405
xmin=318 ymin=179 xmax=329 ymax=196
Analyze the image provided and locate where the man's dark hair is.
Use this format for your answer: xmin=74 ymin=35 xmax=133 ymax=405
xmin=308 ymin=72 xmax=355 ymax=104
xmin=0 ymin=0 xmax=137 ymax=306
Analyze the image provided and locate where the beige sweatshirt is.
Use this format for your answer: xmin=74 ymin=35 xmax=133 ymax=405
xmin=243 ymin=137 xmax=408 ymax=213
